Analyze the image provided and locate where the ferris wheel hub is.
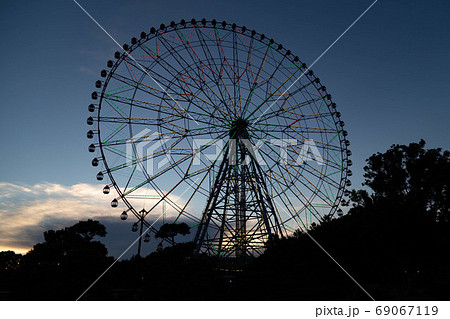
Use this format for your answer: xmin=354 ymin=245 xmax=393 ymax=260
xmin=230 ymin=118 xmax=249 ymax=137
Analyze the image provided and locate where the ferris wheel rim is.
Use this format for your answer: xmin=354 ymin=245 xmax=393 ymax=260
xmin=87 ymin=18 xmax=352 ymax=247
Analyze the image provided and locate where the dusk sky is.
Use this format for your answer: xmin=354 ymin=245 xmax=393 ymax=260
xmin=1 ymin=0 xmax=449 ymax=258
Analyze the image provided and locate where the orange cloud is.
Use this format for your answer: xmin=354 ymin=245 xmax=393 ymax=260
xmin=0 ymin=182 xmax=191 ymax=255
xmin=0 ymin=182 xmax=118 ymax=254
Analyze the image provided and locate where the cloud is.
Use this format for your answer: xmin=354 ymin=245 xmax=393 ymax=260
xmin=78 ymin=66 xmax=98 ymax=76
xmin=0 ymin=182 xmax=189 ymax=257
xmin=0 ymin=182 xmax=116 ymax=252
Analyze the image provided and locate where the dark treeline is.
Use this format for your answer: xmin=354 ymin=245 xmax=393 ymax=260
xmin=1 ymin=140 xmax=449 ymax=300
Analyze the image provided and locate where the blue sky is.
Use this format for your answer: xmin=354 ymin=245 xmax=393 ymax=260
xmin=1 ymin=0 xmax=449 ymax=257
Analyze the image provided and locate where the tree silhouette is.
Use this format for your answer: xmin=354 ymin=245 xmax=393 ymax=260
xmin=0 ymin=251 xmax=22 ymax=271
xmin=352 ymin=139 xmax=450 ymax=223
xmin=15 ymin=219 xmax=111 ymax=300
xmin=155 ymin=223 xmax=191 ymax=245
xmin=67 ymin=219 xmax=107 ymax=240
xmin=24 ymin=219 xmax=108 ymax=266
xmin=0 ymin=251 xmax=22 ymax=299
xmin=233 ymin=140 xmax=450 ymax=301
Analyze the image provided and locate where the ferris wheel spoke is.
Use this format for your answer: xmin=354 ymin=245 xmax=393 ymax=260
xmin=158 ymin=28 xmax=205 ymax=80
xmin=244 ymin=55 xmax=300 ymax=120
xmin=244 ymin=132 xmax=291 ymax=191
xmin=138 ymin=35 xmax=237 ymax=125
xmin=103 ymin=96 xmax=129 ymax=119
xmin=239 ymin=127 xmax=344 ymax=188
xmin=172 ymin=136 xmax=240 ymax=225
xmin=172 ymin=159 xmax=223 ymax=224
xmin=245 ymin=163 xmax=284 ymax=235
xmin=130 ymin=48 xmax=203 ymax=102
xmin=98 ymin=116 xmax=156 ymax=126
xmin=278 ymin=161 xmax=336 ymax=207
xmin=115 ymin=56 xmax=184 ymax=95
xmin=190 ymin=89 xmax=235 ymax=123
xmin=104 ymin=94 xmax=217 ymax=126
xmin=102 ymin=91 xmax=182 ymax=114
xmin=231 ymin=29 xmax=239 ymax=112
xmin=274 ymin=198 xmax=309 ymax=232
xmin=241 ymin=44 xmax=271 ymax=116
xmin=108 ymin=72 xmax=170 ymax=101
xmin=192 ymin=26 xmax=241 ymax=118
xmin=122 ymin=164 xmax=139 ymax=195
xmin=290 ymin=150 xmax=343 ymax=185
xmin=287 ymin=190 xmax=326 ymax=228
xmin=212 ymin=27 xmax=242 ymax=117
xmin=251 ymin=41 xmax=271 ymax=85
xmin=214 ymin=69 xmax=239 ymax=118
xmin=157 ymin=32 xmax=235 ymax=119
xmin=246 ymin=125 xmax=344 ymax=169
xmin=282 ymin=95 xmax=323 ymax=111
xmin=221 ymin=76 xmax=239 ymax=116
xmin=281 ymin=114 xmax=337 ymax=132
xmin=244 ymin=128 xmax=284 ymax=171
xmin=115 ymin=58 xmax=206 ymax=121
xmin=106 ymin=132 xmax=188 ymax=175
xmin=263 ymin=46 xmax=290 ymax=90
xmin=280 ymin=73 xmax=317 ymax=98
xmin=121 ymin=131 xmax=229 ymax=198
xmin=273 ymin=172 xmax=324 ymax=224
xmin=201 ymin=82 xmax=237 ymax=119
xmin=213 ymin=26 xmax=227 ymax=70
xmin=245 ymin=134 xmax=336 ymax=209
xmin=237 ymin=29 xmax=255 ymax=117
xmin=285 ymin=155 xmax=342 ymax=191
xmin=257 ymin=123 xmax=344 ymax=156
xmin=105 ymin=135 xmax=184 ymax=173
xmin=123 ymin=56 xmax=138 ymax=81
xmin=100 ymin=129 xmax=184 ymax=148
xmin=272 ymin=184 xmax=312 ymax=229
xmin=280 ymin=110 xmax=334 ymax=122
xmin=156 ymin=29 xmax=224 ymax=111
xmin=101 ymin=123 xmax=127 ymax=143
xmin=247 ymin=96 xmax=324 ymax=124
xmin=110 ymin=68 xmax=180 ymax=99
xmin=193 ymin=26 xmax=222 ymax=79
xmin=102 ymin=145 xmax=133 ymax=162
xmin=103 ymin=133 xmax=223 ymax=177
xmin=185 ymin=122 xmax=230 ymax=135
xmin=136 ymin=176 xmax=197 ymax=227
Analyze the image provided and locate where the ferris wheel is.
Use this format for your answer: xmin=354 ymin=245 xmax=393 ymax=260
xmin=87 ymin=18 xmax=352 ymax=258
